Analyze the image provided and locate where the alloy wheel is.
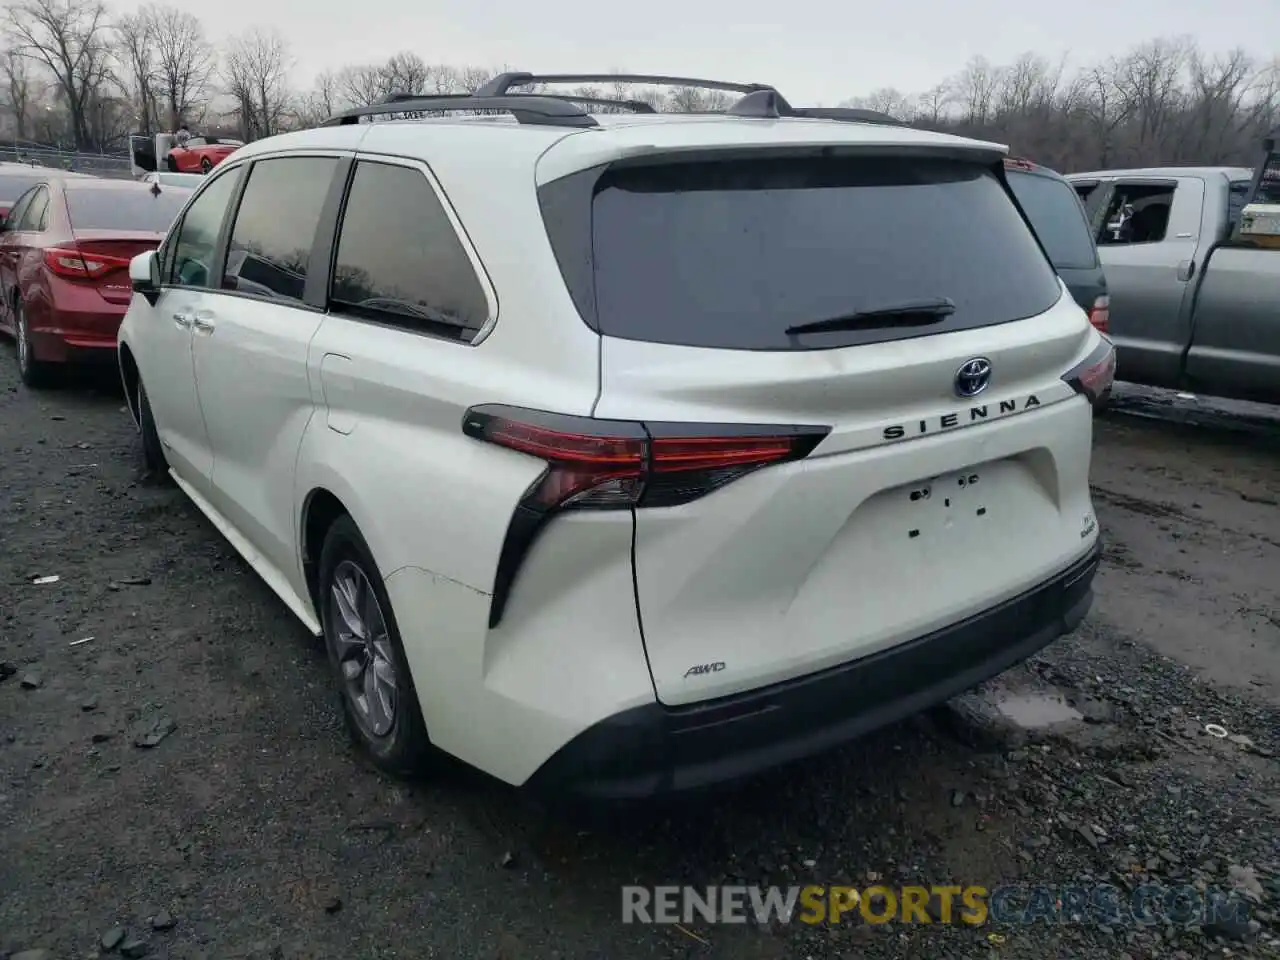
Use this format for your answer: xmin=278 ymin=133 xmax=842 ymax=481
xmin=327 ymin=559 xmax=399 ymax=739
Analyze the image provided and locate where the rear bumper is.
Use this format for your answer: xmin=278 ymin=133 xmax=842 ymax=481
xmin=524 ymin=537 xmax=1102 ymax=800
xmin=29 ymin=310 xmax=123 ymax=364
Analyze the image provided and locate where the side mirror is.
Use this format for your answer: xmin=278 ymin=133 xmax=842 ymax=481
xmin=130 ymin=250 xmax=162 ymax=306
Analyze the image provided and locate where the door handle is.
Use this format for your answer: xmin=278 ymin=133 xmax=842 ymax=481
xmin=191 ymin=310 xmax=215 ymax=334
xmin=1176 ymin=259 xmax=1195 ymax=282
xmin=172 ymin=311 xmax=192 ymax=329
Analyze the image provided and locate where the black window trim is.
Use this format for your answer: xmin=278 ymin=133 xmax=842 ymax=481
xmin=160 ymin=160 xmax=248 ymax=291
xmin=213 ymin=151 xmax=351 ymax=313
xmin=321 ymin=150 xmax=499 ymax=347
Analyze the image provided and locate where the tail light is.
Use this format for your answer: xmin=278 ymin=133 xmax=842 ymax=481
xmin=44 ymin=246 xmax=132 ymax=280
xmin=463 ymin=404 xmax=830 ymax=626
xmin=1063 ymin=336 xmax=1116 ymax=406
xmin=1088 ymin=295 xmax=1110 ymax=334
xmin=1004 ymin=157 xmax=1036 ymax=171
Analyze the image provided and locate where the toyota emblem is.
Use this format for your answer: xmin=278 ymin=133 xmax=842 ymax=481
xmin=954 ymin=357 xmax=992 ymax=398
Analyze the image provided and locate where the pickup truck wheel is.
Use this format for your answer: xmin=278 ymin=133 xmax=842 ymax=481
xmin=318 ymin=515 xmax=434 ymax=778
xmin=14 ymin=302 xmax=54 ymax=388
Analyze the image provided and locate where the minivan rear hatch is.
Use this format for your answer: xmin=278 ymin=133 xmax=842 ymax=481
xmin=538 ymin=142 xmax=1098 ymax=706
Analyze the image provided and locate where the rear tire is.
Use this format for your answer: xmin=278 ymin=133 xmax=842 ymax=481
xmin=318 ymin=515 xmax=433 ymax=778
xmin=138 ymin=380 xmax=169 ymax=476
xmin=14 ymin=302 xmax=54 ymax=389
xmin=166 ymin=154 xmax=179 ymax=172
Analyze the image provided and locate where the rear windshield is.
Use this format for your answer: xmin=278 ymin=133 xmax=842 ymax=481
xmin=1005 ymin=169 xmax=1099 ymax=271
xmin=66 ymin=187 xmax=188 ymax=233
xmin=544 ymin=155 xmax=1063 ymax=350
xmin=0 ymin=173 xmax=45 ymax=203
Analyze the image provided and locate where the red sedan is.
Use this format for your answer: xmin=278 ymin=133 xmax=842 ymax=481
xmin=0 ymin=176 xmax=190 ymax=386
xmin=166 ymin=135 xmax=242 ymax=174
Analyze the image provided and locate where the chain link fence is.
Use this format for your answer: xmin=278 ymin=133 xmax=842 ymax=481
xmin=0 ymin=141 xmax=135 ymax=180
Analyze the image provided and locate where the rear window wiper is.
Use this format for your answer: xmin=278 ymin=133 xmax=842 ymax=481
xmin=784 ymin=297 xmax=957 ymax=335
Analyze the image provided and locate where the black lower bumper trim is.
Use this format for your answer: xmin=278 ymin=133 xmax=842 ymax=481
xmin=524 ymin=539 xmax=1102 ymax=800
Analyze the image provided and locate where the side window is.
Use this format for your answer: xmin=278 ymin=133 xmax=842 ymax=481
xmin=167 ymin=165 xmax=244 ymax=289
xmin=4 ymin=188 xmax=37 ymax=231
xmin=1097 ymin=183 xmax=1175 ymax=246
xmin=1227 ymin=180 xmax=1252 ymax=232
xmin=221 ymin=156 xmax=337 ymax=303
xmin=329 ymin=160 xmax=490 ymax=340
xmin=18 ymin=188 xmax=49 ymax=232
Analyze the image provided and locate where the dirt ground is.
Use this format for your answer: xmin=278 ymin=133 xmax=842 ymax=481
xmin=1 ymin=359 xmax=1278 ymax=960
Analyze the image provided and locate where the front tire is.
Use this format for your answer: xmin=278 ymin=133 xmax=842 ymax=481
xmin=14 ymin=302 xmax=53 ymax=388
xmin=318 ymin=515 xmax=432 ymax=777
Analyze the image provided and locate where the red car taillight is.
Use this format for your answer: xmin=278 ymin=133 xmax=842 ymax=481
xmin=1062 ymin=336 xmax=1116 ymax=406
xmin=463 ymin=404 xmax=830 ymax=625
xmin=44 ymin=246 xmax=132 ymax=280
xmin=1088 ymin=294 xmax=1110 ymax=334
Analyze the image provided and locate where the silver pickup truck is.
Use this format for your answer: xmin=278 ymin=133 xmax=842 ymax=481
xmin=1064 ymin=166 xmax=1280 ymax=406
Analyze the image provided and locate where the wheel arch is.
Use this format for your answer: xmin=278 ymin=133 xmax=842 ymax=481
xmin=300 ymin=487 xmax=353 ymax=613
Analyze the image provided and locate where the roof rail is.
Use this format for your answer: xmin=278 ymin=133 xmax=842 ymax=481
xmin=320 ymin=93 xmax=599 ymax=128
xmin=723 ymin=89 xmax=906 ymax=126
xmin=476 ymin=71 xmax=777 ymax=98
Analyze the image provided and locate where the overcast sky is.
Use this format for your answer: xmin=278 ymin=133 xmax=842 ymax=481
xmin=123 ymin=0 xmax=1279 ymax=105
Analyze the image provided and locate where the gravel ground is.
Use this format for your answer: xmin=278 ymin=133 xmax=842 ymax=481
xmin=1 ymin=360 xmax=1278 ymax=960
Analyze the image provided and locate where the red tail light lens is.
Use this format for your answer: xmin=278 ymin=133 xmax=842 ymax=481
xmin=1062 ymin=336 xmax=1116 ymax=406
xmin=463 ymin=404 xmax=830 ymax=626
xmin=465 ymin=406 xmax=828 ymax=511
xmin=1004 ymin=157 xmax=1036 ymax=171
xmin=44 ymin=246 xmax=132 ymax=280
xmin=1088 ymin=295 xmax=1110 ymax=334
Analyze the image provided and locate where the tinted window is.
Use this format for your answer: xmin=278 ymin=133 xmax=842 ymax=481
xmin=19 ymin=188 xmax=50 ymax=231
xmin=222 ymin=156 xmax=337 ymax=302
xmin=1006 ymin=170 xmax=1099 ymax=270
xmin=167 ymin=166 xmax=244 ymax=288
xmin=330 ymin=160 xmax=489 ymax=338
xmin=550 ymin=155 xmax=1063 ymax=351
xmin=0 ymin=173 xmax=44 ymax=203
xmin=66 ymin=187 xmax=189 ymax=232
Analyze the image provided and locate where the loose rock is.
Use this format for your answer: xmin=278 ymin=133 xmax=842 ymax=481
xmin=151 ymin=909 xmax=175 ymax=930
xmin=101 ymin=925 xmax=126 ymax=951
xmin=19 ymin=673 xmax=42 ymax=689
xmin=133 ymin=718 xmax=177 ymax=748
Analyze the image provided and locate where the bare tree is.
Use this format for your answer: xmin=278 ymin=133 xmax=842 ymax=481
xmin=222 ymin=27 xmax=292 ymax=140
xmin=337 ymin=63 xmax=391 ymax=107
xmin=840 ymin=86 xmax=913 ymax=119
xmin=4 ymin=0 xmax=115 ymax=148
xmin=916 ymin=82 xmax=953 ymax=125
xmin=1 ymin=47 xmax=41 ymax=139
xmin=113 ymin=11 xmax=158 ymax=134
xmin=147 ymin=5 xmax=213 ymax=130
xmin=953 ymin=56 xmax=1003 ymax=126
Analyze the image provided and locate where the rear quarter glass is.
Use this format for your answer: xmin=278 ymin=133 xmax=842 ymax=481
xmin=540 ymin=154 xmax=1064 ymax=351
